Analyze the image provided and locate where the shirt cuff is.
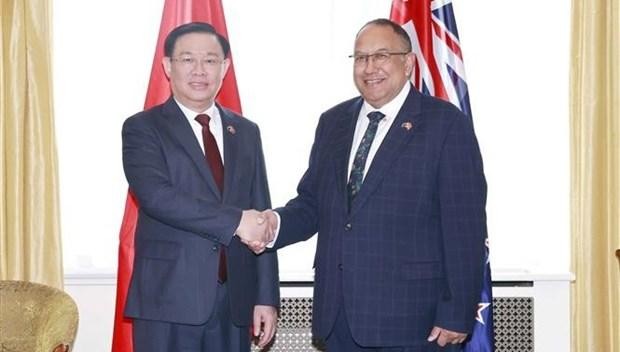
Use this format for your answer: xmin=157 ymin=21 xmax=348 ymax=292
xmin=266 ymin=211 xmax=281 ymax=248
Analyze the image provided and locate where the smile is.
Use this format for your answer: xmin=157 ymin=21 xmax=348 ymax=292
xmin=364 ymin=78 xmax=385 ymax=85
xmin=189 ymin=82 xmax=209 ymax=89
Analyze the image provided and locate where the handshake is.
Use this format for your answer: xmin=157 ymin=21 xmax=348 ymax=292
xmin=235 ymin=209 xmax=278 ymax=254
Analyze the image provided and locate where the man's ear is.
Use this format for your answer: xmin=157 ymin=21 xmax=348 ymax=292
xmin=405 ymin=52 xmax=415 ymax=77
xmin=162 ymin=56 xmax=172 ymax=78
xmin=221 ymin=58 xmax=231 ymax=77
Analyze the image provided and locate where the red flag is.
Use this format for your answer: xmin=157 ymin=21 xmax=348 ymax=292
xmin=111 ymin=1 xmax=242 ymax=351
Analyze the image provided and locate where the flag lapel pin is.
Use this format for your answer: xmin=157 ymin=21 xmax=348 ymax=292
xmin=401 ymin=121 xmax=413 ymax=131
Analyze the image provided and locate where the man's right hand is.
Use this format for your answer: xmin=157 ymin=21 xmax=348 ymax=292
xmin=260 ymin=209 xmax=278 ymax=235
xmin=236 ymin=210 xmax=274 ymax=253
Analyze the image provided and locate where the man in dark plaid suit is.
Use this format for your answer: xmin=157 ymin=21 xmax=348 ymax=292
xmin=261 ymin=19 xmax=487 ymax=352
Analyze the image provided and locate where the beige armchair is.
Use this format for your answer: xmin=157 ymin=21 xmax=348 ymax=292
xmin=0 ymin=280 xmax=78 ymax=352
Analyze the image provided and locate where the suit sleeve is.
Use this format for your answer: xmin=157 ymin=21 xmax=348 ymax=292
xmin=250 ymin=126 xmax=281 ymax=307
xmin=273 ymin=114 xmax=327 ymax=249
xmin=434 ymin=114 xmax=487 ymax=333
xmin=122 ymin=116 xmax=241 ymax=245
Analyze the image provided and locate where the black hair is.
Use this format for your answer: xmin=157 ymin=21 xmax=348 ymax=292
xmin=358 ymin=18 xmax=412 ymax=52
xmin=164 ymin=22 xmax=230 ymax=57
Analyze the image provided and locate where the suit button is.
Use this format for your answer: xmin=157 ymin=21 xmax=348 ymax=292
xmin=344 ymin=223 xmax=352 ymax=231
xmin=211 ymin=245 xmax=218 ymax=251
xmin=338 ymin=264 xmax=343 ymax=270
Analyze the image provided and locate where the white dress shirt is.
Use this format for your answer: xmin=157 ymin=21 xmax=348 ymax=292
xmin=176 ymin=98 xmax=225 ymax=163
xmin=347 ymin=83 xmax=410 ymax=180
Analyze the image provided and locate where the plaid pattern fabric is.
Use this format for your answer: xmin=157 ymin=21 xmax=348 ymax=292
xmin=276 ymin=87 xmax=487 ymax=347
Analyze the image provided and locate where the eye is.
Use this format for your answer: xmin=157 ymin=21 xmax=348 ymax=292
xmin=204 ymin=58 xmax=219 ymax=65
xmin=180 ymin=56 xmax=194 ymax=65
xmin=372 ymin=53 xmax=390 ymax=62
xmin=354 ymin=55 xmax=368 ymax=64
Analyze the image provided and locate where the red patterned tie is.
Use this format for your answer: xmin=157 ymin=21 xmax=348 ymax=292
xmin=195 ymin=114 xmax=227 ymax=283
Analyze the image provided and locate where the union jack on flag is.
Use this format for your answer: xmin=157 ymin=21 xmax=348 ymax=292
xmin=391 ymin=0 xmax=472 ymax=117
xmin=390 ymin=1 xmax=494 ymax=351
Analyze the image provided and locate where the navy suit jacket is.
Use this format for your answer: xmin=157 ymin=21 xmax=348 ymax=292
xmin=275 ymin=86 xmax=487 ymax=347
xmin=122 ymin=98 xmax=279 ymax=326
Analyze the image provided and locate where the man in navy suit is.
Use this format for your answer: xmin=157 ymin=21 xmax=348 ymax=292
xmin=122 ymin=22 xmax=279 ymax=352
xmin=260 ymin=19 xmax=487 ymax=351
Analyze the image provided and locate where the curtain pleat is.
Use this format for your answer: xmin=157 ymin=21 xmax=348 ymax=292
xmin=0 ymin=0 xmax=63 ymax=289
xmin=570 ymin=0 xmax=620 ymax=350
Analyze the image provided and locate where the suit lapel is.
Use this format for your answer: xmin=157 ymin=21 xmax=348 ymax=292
xmin=332 ymin=99 xmax=363 ymax=211
xmin=219 ymin=106 xmax=240 ymax=203
xmin=161 ymin=99 xmax=222 ymax=201
xmin=349 ymin=88 xmax=422 ymax=216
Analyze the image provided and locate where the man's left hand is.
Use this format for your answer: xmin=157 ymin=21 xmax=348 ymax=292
xmin=252 ymin=305 xmax=278 ymax=348
xmin=427 ymin=326 xmax=468 ymax=346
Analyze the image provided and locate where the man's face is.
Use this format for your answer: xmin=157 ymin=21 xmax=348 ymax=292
xmin=353 ymin=24 xmax=413 ymax=109
xmin=163 ymin=32 xmax=230 ymax=112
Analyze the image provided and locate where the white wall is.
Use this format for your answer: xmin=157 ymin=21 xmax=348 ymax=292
xmin=54 ymin=0 xmax=570 ymax=278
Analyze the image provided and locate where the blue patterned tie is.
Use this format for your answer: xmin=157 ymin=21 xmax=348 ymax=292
xmin=347 ymin=111 xmax=385 ymax=209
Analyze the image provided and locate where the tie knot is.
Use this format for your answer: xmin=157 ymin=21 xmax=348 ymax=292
xmin=195 ymin=114 xmax=211 ymax=127
xmin=367 ymin=111 xmax=385 ymax=124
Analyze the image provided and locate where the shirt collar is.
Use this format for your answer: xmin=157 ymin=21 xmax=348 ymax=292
xmin=174 ymin=98 xmax=222 ymax=127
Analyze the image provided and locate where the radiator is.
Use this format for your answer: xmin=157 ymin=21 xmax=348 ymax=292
xmin=252 ymin=296 xmax=535 ymax=352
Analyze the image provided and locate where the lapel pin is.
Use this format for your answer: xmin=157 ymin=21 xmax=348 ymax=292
xmin=227 ymin=125 xmax=236 ymax=135
xmin=401 ymin=121 xmax=413 ymax=131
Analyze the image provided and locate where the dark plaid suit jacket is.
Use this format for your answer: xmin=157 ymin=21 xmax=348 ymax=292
xmin=275 ymin=85 xmax=487 ymax=347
